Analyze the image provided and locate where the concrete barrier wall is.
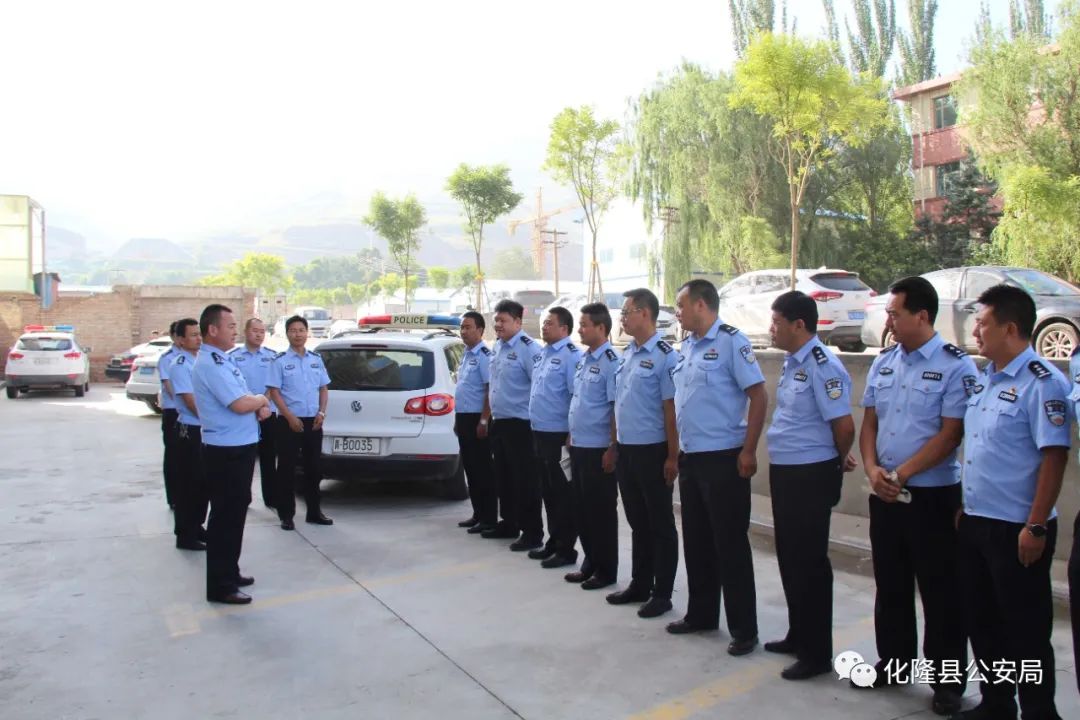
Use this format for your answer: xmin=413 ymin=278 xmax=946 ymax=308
xmin=749 ymin=349 xmax=1078 ymax=561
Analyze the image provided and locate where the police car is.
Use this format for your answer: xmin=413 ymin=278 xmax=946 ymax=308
xmin=315 ymin=314 xmax=467 ymax=499
xmin=5 ymin=325 xmax=91 ymax=399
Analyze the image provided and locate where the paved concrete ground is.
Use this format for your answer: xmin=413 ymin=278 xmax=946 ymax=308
xmin=1 ymin=387 xmax=1077 ymax=720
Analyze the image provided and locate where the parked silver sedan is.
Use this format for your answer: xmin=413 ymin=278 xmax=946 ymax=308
xmin=862 ymin=266 xmax=1080 ymax=359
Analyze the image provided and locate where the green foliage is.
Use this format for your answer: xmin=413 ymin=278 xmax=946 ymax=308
xmin=897 ymin=0 xmax=938 ymax=86
xmin=364 ymin=193 xmax=426 ymax=310
xmin=293 ymin=249 xmax=381 ymax=290
xmin=379 ymin=272 xmax=403 ymax=297
xmin=844 ymin=0 xmax=897 ymax=77
xmin=451 ymin=265 xmax=476 ymax=290
xmin=730 ymin=0 xmax=777 ymax=56
xmin=992 ymin=165 xmax=1080 ymax=281
xmin=906 ymin=156 xmax=999 ymax=269
xmin=1010 ymin=0 xmax=1050 ymax=39
xmin=199 ymin=252 xmax=293 ymax=295
xmin=489 ymin=248 xmax=540 ymax=280
xmin=427 ymin=266 xmax=450 ymax=290
xmin=367 ymin=277 xmax=383 ymax=297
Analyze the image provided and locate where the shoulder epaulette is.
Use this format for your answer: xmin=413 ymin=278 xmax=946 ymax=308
xmin=1029 ymin=360 xmax=1052 ymax=380
xmin=211 ymin=351 xmax=225 ymax=365
xmin=718 ymin=324 xmax=740 ymax=335
xmin=880 ymin=343 xmax=898 ymax=354
xmin=309 ymin=350 xmax=320 ymax=357
xmin=812 ymin=346 xmax=828 ymax=365
xmin=656 ymin=340 xmax=674 ymax=354
xmin=480 ymin=345 xmax=492 ymax=356
xmin=943 ymin=343 xmax=967 ymax=359
xmin=520 ymin=335 xmax=533 ymax=345
xmin=274 ymin=351 xmax=286 ymax=359
xmin=227 ymin=346 xmax=239 ymax=354
xmin=604 ymin=348 xmax=618 ymax=362
xmin=566 ymin=342 xmax=577 ymax=352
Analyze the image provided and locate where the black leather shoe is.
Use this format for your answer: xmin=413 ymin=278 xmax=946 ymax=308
xmin=528 ymin=547 xmax=556 ymax=560
xmin=306 ymin=514 xmax=333 ymax=525
xmin=236 ymin=575 xmax=255 ymax=587
xmin=781 ymin=659 xmax=831 ymax=680
xmin=207 ymin=591 xmax=252 ymax=605
xmin=606 ymin=587 xmax=651 ymax=605
xmin=666 ymin=618 xmax=717 ymax=634
xmin=764 ymin=638 xmax=796 ymax=655
xmin=280 ymin=519 xmax=295 ymax=530
xmin=541 ymin=554 xmax=577 ymax=569
xmin=468 ymin=523 xmax=495 ymax=535
xmin=509 ymin=538 xmax=542 ymax=552
xmin=932 ymin=689 xmax=962 ymax=716
xmin=458 ymin=517 xmax=479 ymax=528
xmin=481 ymin=525 xmax=519 ymax=539
xmin=565 ymin=570 xmax=588 ymax=583
xmin=727 ymin=637 xmax=759 ymax=656
xmin=947 ymin=701 xmax=1017 ymax=720
xmin=581 ymin=575 xmax=616 ymax=590
xmin=637 ymin=597 xmax=673 ymax=618
xmin=176 ymin=539 xmax=206 ymax=551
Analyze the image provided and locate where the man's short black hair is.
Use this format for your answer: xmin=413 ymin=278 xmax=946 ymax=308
xmin=623 ymin=288 xmax=659 ymax=323
xmin=168 ymin=320 xmax=179 ymax=337
xmin=244 ymin=317 xmax=265 ymax=331
xmin=771 ymin=290 xmax=818 ymax=334
xmin=677 ymin=278 xmax=720 ymax=313
xmin=548 ymin=306 xmax=574 ymax=333
xmin=461 ymin=311 xmax=485 ymax=331
xmin=176 ymin=318 xmax=199 ymax=338
xmin=888 ymin=275 xmax=939 ymax=324
xmin=580 ymin=302 xmax=612 ymax=336
xmin=978 ymin=284 xmax=1036 ymax=340
xmin=199 ymin=304 xmax=232 ymax=336
xmin=285 ymin=315 xmax=308 ymax=331
xmin=493 ymin=299 xmax=524 ymax=320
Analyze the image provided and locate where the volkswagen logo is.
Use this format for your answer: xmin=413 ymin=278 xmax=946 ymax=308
xmin=350 ymin=400 xmax=362 ymax=413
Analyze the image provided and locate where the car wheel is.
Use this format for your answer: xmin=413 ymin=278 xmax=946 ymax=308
xmin=1035 ymin=321 xmax=1078 ymax=359
xmin=838 ymin=341 xmax=866 ymax=353
xmin=74 ymin=384 xmax=85 ymax=398
xmin=145 ymin=398 xmax=163 ymax=414
xmin=84 ymin=381 xmax=90 ymax=392
xmin=882 ymin=330 xmax=896 ymax=348
xmin=440 ymin=462 xmax=469 ymax=501
xmin=5 ymin=386 xmax=16 ymax=399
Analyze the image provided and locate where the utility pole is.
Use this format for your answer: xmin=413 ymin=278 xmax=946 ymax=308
xmin=541 ymin=228 xmax=568 ymax=296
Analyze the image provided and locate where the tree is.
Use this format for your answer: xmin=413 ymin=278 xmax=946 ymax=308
xmin=992 ymin=166 xmax=1080 ymax=281
xmin=729 ymin=0 xmax=797 ymax=57
xmin=822 ymin=0 xmax=897 ymax=77
xmin=451 ymin=265 xmax=475 ymax=291
xmin=730 ymin=33 xmax=889 ymax=287
xmin=379 ymin=273 xmax=403 ymax=298
xmin=545 ymin=106 xmax=626 ymax=300
xmin=897 ymin=0 xmax=938 ymax=86
xmin=427 ymin=266 xmax=450 ymax=290
xmin=199 ymin=252 xmax=293 ymax=295
xmin=489 ymin=248 xmax=541 ymax=280
xmin=445 ymin=164 xmax=523 ymax=311
xmin=367 ymin=277 xmax=383 ymax=298
xmin=363 ymin=193 xmax=426 ymax=311
xmin=1010 ymin=0 xmax=1050 ymax=39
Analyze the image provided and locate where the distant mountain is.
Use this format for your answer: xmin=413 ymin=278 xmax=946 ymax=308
xmin=112 ymin=237 xmax=196 ymax=266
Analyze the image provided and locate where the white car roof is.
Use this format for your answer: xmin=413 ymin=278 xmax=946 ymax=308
xmin=20 ymin=332 xmax=76 ymax=340
xmin=317 ymin=331 xmax=461 ymax=351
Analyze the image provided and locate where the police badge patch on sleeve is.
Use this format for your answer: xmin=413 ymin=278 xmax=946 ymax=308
xmin=739 ymin=345 xmax=756 ymax=364
xmin=1045 ymin=399 xmax=1067 ymax=426
xmin=963 ymin=375 xmax=977 ymax=397
xmin=825 ymin=377 xmax=843 ymax=400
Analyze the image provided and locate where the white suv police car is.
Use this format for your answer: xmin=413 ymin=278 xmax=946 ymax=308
xmin=316 ymin=314 xmax=467 ymax=499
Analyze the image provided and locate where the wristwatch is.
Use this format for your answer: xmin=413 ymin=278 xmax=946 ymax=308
xmin=1026 ymin=523 xmax=1048 ymax=538
xmin=316 ymin=411 xmax=326 ymax=418
xmin=479 ymin=419 xmax=489 ymax=426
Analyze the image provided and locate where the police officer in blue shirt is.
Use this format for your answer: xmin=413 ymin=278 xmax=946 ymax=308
xmin=168 ymin=318 xmax=210 ymax=551
xmin=527 ymin=306 xmax=583 ymax=567
xmin=667 ymin=279 xmax=766 ymax=654
xmin=454 ymin=311 xmax=497 ymax=533
xmin=482 ymin=299 xmax=544 ymax=546
xmin=857 ymin=277 xmax=976 ymax=713
xmin=193 ymin=304 xmax=272 ymax=605
xmin=267 ymin=315 xmax=333 ymax=530
xmin=958 ymin=285 xmax=1069 ymax=720
xmin=229 ymin=318 xmax=278 ymax=510
xmin=566 ymin=302 xmax=620 ymax=590
xmin=608 ymin=288 xmax=681 ymax=620
xmin=158 ymin=321 xmax=181 ymax=509
xmin=1069 ymin=345 xmax=1080 ymax=696
xmin=763 ymin=291 xmax=854 ymax=679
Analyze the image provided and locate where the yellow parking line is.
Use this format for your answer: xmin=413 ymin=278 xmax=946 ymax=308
xmin=163 ymin=602 xmax=203 ymax=638
xmin=627 ymin=616 xmax=876 ymax=720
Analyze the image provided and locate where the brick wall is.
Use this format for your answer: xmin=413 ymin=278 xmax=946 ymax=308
xmin=0 ymin=285 xmax=256 ymax=382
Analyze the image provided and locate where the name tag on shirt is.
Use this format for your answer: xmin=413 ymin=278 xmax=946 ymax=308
xmin=640 ymin=360 xmax=654 ymax=369
xmin=922 ymin=371 xmax=943 ymax=381
xmin=703 ymin=349 xmax=718 ymax=360
xmin=998 ymin=390 xmax=1018 ymax=403
xmin=794 ymin=369 xmax=808 ymax=383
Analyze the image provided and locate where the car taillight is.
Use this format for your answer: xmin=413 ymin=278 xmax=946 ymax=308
xmin=809 ymin=291 xmax=844 ymax=302
xmin=64 ymin=352 xmax=81 ymax=359
xmin=8 ymin=352 xmax=24 ymax=360
xmin=819 ymin=319 xmax=835 ymax=325
xmin=404 ymin=393 xmax=455 ymax=416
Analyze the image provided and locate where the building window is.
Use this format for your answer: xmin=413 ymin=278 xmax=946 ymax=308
xmin=933 ymin=95 xmax=957 ymax=129
xmin=629 ymin=243 xmax=647 ymax=260
xmin=597 ymin=248 xmax=614 ymax=263
xmin=935 ymin=161 xmax=961 ymax=197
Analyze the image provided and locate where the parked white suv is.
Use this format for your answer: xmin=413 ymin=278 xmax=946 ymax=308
xmin=717 ymin=269 xmax=876 ymax=351
xmin=5 ymin=325 xmax=91 ymax=398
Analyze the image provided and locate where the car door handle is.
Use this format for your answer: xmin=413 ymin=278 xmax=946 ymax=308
xmin=960 ymin=305 xmax=977 ymax=314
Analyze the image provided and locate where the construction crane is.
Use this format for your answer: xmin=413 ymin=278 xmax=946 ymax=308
xmin=507 ymin=188 xmax=579 ymax=278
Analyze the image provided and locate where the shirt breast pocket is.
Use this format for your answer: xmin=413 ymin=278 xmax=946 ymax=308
xmin=631 ymin=366 xmax=656 ymax=390
xmin=778 ymin=379 xmax=810 ymax=410
xmin=696 ymin=360 xmax=723 ymax=386
xmin=911 ymin=384 xmax=945 ymax=417
xmin=988 ymin=402 xmax=1024 ymax=442
xmin=871 ymin=376 xmax=896 ymax=413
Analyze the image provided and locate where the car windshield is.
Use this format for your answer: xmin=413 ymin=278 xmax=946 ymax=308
xmin=1005 ymin=269 xmax=1080 ymax=297
xmin=302 ymin=309 xmax=329 ymax=320
xmin=17 ymin=336 xmax=73 ymax=351
xmin=810 ymin=272 xmax=871 ymax=291
xmin=321 ymin=347 xmax=434 ymax=391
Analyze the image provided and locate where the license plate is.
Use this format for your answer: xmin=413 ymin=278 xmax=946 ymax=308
xmin=848 ymin=311 xmax=865 ymax=320
xmin=332 ymin=436 xmax=380 ymax=455
xmin=34 ymin=357 xmax=53 ymax=365
xmin=140 ymin=367 xmax=155 ymax=375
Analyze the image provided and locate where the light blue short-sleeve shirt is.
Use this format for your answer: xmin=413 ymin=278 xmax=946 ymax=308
xmin=192 ymin=346 xmax=259 ymax=447
xmin=169 ymin=349 xmax=201 ymax=427
xmin=266 ymin=347 xmax=331 ymax=418
xmin=230 ymin=345 xmax=278 ymax=414
xmin=569 ymin=342 xmax=619 ymax=449
xmin=489 ymin=331 xmax=543 ymax=421
xmin=157 ymin=345 xmax=179 ymax=411
xmin=455 ymin=342 xmax=492 ymax=414
xmin=529 ymin=336 xmax=583 ymax=433
xmin=614 ymin=332 xmax=681 ymax=445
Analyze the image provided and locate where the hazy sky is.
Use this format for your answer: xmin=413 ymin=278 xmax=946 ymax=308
xmin=0 ymin=0 xmax=1057 ymax=244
